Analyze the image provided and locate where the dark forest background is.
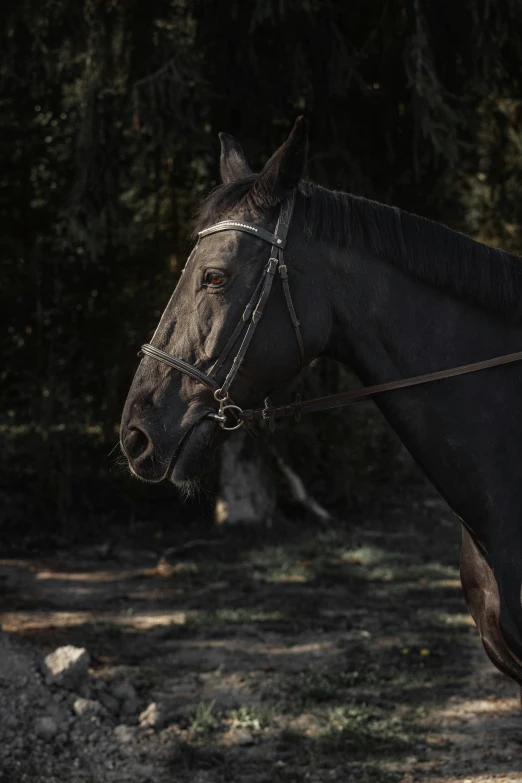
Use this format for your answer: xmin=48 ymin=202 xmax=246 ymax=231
xmin=3 ymin=0 xmax=522 ymax=543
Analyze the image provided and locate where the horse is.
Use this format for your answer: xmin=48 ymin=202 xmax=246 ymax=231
xmin=121 ymin=117 xmax=522 ymax=691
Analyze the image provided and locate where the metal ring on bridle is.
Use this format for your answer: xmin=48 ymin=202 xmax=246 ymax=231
xmin=214 ymin=388 xmax=229 ymax=403
xmin=219 ymin=404 xmax=245 ymax=431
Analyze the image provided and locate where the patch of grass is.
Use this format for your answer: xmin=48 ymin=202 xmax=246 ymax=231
xmin=275 ymin=720 xmax=407 ymax=782
xmin=188 ymin=700 xmax=219 ymax=737
xmin=316 ymin=702 xmax=415 ymax=757
xmin=226 ymin=704 xmax=271 ymax=731
xmin=244 ymin=544 xmax=321 ymax=583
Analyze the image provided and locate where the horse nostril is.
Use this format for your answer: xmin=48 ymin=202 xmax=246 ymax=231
xmin=124 ymin=426 xmax=151 ymax=461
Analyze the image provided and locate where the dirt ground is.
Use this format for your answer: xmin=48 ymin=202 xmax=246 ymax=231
xmin=1 ymin=479 xmax=522 ymax=782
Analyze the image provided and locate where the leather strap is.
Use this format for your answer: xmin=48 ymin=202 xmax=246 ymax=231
xmin=139 ymin=345 xmax=218 ymax=391
xmin=268 ymin=192 xmax=304 ymax=370
xmin=279 ymin=259 xmax=305 ymax=370
xmin=200 ymin=190 xmax=300 ymax=399
xmin=139 ymin=343 xmax=258 ymax=438
xmin=241 ymin=350 xmax=522 ymax=422
xmin=219 ymin=257 xmax=279 ymax=396
xmin=207 ymin=273 xmax=266 ymax=379
xmin=198 ymin=221 xmax=286 ymax=248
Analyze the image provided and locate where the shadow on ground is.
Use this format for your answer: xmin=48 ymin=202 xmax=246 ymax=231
xmin=1 ymin=480 xmax=521 ymax=782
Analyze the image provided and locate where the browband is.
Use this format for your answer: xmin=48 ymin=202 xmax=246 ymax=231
xmin=197 ymin=221 xmax=286 ymax=248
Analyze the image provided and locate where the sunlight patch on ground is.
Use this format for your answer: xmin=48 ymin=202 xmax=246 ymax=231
xmin=266 ymin=573 xmax=307 ymax=583
xmin=340 ymin=546 xmax=459 ymax=583
xmin=340 ymin=545 xmax=396 ymax=566
xmin=34 ymin=568 xmax=155 ymax=582
xmin=412 ymin=689 xmax=522 ymax=783
xmin=437 ymin=611 xmax=475 ymax=627
xmin=425 ymin=772 xmax=522 ymax=782
xmin=2 ymin=609 xmax=187 ymax=632
xmin=447 ymin=777 xmax=521 ymax=782
xmin=435 ymin=695 xmax=521 ymax=721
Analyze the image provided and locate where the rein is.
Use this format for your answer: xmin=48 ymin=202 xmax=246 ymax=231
xmin=140 ymin=191 xmax=522 ymax=434
xmin=241 ymin=350 xmax=522 ymax=424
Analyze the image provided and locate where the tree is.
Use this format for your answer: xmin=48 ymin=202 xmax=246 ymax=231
xmin=2 ymin=0 xmax=522 ymax=531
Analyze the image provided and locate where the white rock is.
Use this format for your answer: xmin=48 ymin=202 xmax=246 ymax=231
xmin=139 ymin=702 xmax=160 ymax=728
xmin=43 ymin=646 xmax=90 ymax=689
xmin=223 ymin=727 xmax=255 ymax=746
xmin=114 ymin=724 xmax=136 ymax=743
xmin=34 ymin=716 xmax=58 ymax=740
xmin=73 ymin=697 xmax=102 ymax=717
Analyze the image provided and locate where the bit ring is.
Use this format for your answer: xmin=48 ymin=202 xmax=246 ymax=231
xmin=220 ymin=404 xmax=244 ymax=431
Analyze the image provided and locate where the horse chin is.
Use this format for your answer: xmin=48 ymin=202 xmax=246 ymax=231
xmin=169 ymin=417 xmax=219 ymax=487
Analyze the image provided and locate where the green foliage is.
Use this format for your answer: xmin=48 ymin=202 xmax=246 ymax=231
xmin=189 ymin=700 xmax=219 ymax=737
xmin=2 ymin=0 xmax=522 ymax=529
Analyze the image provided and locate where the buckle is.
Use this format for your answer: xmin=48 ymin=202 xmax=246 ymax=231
xmin=294 ymin=392 xmax=302 ymax=423
xmin=267 ymin=257 xmax=279 ymax=274
xmin=262 ymin=397 xmax=276 ymax=433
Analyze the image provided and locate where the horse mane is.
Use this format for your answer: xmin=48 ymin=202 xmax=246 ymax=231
xmin=195 ymin=178 xmax=522 ymax=322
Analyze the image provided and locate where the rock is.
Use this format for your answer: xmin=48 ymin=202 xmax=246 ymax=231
xmin=76 ymin=682 xmax=93 ymax=699
xmin=90 ymin=676 xmax=106 ymax=692
xmin=34 ymin=716 xmax=58 ymax=740
xmin=99 ymin=691 xmax=120 ymax=714
xmin=120 ymin=696 xmax=139 ymax=719
xmin=5 ymin=714 xmax=18 ymax=730
xmin=114 ymin=724 xmax=136 ymax=744
xmin=139 ymin=702 xmax=160 ymax=729
xmin=236 ymin=729 xmax=255 ymax=746
xmin=73 ymin=697 xmax=102 ymax=718
xmin=43 ymin=646 xmax=90 ymax=689
xmin=111 ymin=681 xmax=139 ymax=718
xmin=46 ymin=702 xmax=70 ymax=726
xmin=223 ymin=727 xmax=255 ymax=746
xmin=111 ymin=681 xmax=136 ymax=702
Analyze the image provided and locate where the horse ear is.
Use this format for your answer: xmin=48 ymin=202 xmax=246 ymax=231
xmin=252 ymin=116 xmax=308 ymax=207
xmin=219 ymin=133 xmax=252 ymax=184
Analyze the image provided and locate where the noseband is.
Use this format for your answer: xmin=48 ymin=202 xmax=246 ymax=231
xmin=140 ymin=191 xmax=522 ymax=436
xmin=140 ymin=191 xmax=304 ymax=434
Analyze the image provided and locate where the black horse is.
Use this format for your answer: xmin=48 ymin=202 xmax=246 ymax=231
xmin=121 ymin=118 xmax=522 ymax=691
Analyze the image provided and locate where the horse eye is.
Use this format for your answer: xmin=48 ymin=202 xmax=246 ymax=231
xmin=204 ymin=270 xmax=228 ymax=288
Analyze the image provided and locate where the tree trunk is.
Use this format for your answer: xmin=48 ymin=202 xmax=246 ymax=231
xmin=215 ymin=431 xmax=276 ymax=525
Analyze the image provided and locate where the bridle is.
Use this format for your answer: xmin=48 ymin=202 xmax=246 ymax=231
xmin=140 ymin=191 xmax=303 ymax=437
xmin=140 ymin=190 xmax=522 ymax=436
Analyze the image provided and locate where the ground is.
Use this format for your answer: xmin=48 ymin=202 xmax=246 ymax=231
xmin=1 ymin=479 xmax=521 ymax=782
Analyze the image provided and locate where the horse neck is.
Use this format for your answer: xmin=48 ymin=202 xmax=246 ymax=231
xmin=323 ymin=243 xmax=522 ymax=551
xmin=324 ymin=245 xmax=512 ymax=383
